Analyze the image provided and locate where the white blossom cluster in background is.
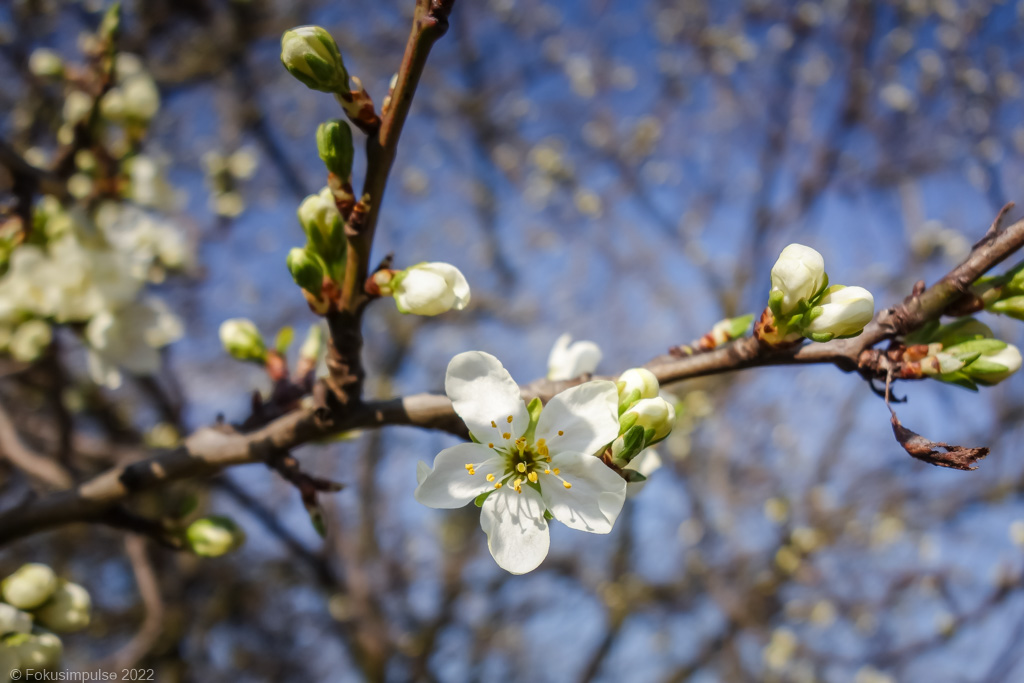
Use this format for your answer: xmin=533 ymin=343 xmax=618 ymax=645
xmin=0 ymin=198 xmax=187 ymax=388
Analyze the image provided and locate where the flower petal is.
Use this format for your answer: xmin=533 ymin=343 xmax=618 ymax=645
xmin=414 ymin=443 xmax=504 ymax=509
xmin=542 ymin=452 xmax=626 ymax=533
xmin=479 ymin=485 xmax=549 ymax=574
xmin=446 ymin=351 xmax=529 ymax=441
xmin=536 ymin=380 xmax=619 ymax=457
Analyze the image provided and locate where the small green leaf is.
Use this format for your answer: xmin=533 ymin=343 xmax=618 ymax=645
xmin=275 ymin=326 xmax=295 ymax=355
xmin=474 ymin=489 xmax=493 ymax=507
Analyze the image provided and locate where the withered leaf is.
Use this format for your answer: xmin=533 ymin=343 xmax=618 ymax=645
xmin=890 ymin=412 xmax=988 ymax=471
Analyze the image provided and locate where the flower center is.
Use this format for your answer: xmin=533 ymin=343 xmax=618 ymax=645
xmin=463 ymin=415 xmax=574 ymax=494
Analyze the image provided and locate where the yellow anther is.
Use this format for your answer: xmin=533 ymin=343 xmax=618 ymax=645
xmin=491 ymin=420 xmax=497 ymax=428
xmin=553 ymin=468 xmax=561 ymax=475
xmin=487 ymin=443 xmax=494 ymax=448
xmin=558 ymin=430 xmax=564 ymax=436
xmin=527 ymin=472 xmax=538 ymax=483
xmin=536 ymin=439 xmax=546 ymax=447
xmin=544 ymin=469 xmax=551 ymax=474
xmin=502 ymin=432 xmax=511 ymax=440
xmin=486 ymin=473 xmax=495 ymax=482
xmin=563 ymin=481 xmax=572 ymax=489
xmin=464 ymin=463 xmax=474 ymax=471
xmin=466 ymin=467 xmax=476 ymax=476
xmin=507 ymin=415 xmax=514 ymax=423
xmin=516 ymin=462 xmax=527 ymax=473
xmin=536 ymin=442 xmax=549 ymax=457
xmin=494 ymin=482 xmax=503 ymax=489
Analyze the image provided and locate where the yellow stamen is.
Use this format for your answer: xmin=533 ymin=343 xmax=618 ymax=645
xmin=507 ymin=415 xmax=514 ymax=423
xmin=544 ymin=469 xmax=551 ymax=474
xmin=487 ymin=443 xmax=494 ymax=448
xmin=536 ymin=442 xmax=549 ymax=457
xmin=558 ymin=430 xmax=564 ymax=436
xmin=553 ymin=468 xmax=561 ymax=475
xmin=516 ymin=462 xmax=527 ymax=473
xmin=563 ymin=481 xmax=572 ymax=489
xmin=486 ymin=473 xmax=495 ymax=482
xmin=502 ymin=432 xmax=511 ymax=440
xmin=527 ymin=472 xmax=538 ymax=483
xmin=494 ymin=482 xmax=502 ymax=489
xmin=513 ymin=478 xmax=523 ymax=493
xmin=466 ymin=467 xmax=476 ymax=475
xmin=491 ymin=420 xmax=497 ymax=428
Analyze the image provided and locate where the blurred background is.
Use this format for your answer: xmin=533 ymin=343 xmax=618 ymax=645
xmin=2 ymin=0 xmax=1024 ymax=681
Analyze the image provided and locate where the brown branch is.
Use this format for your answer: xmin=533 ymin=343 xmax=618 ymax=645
xmin=1 ymin=208 xmax=1022 ymax=545
xmin=0 ymin=402 xmax=73 ymax=489
xmin=102 ymin=536 xmax=165 ymax=670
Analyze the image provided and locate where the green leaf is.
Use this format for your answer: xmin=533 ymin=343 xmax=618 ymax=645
xmin=474 ymin=489 xmax=494 ymax=507
xmin=275 ymin=326 xmax=295 ymax=355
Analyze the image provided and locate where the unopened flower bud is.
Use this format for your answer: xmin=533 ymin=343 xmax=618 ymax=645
xmin=316 ymin=119 xmax=354 ymax=179
xmin=622 ymin=397 xmax=676 ymax=442
xmin=11 ymin=631 xmax=62 ymax=670
xmin=804 ymin=285 xmax=874 ymax=340
xmin=617 ymin=367 xmax=660 ymax=401
xmin=0 ymin=603 xmax=32 ymax=636
xmin=297 ymin=187 xmax=345 ymax=267
xmin=547 ymin=334 xmax=601 ymax=380
xmin=28 ymin=48 xmax=64 ymax=78
xmin=2 ymin=564 xmax=57 ymax=610
xmin=218 ymin=318 xmax=266 ymax=363
xmin=122 ymin=74 xmax=161 ymax=122
xmin=391 ymin=262 xmax=470 ymax=316
xmin=186 ymin=516 xmax=246 ymax=557
xmin=9 ymin=320 xmax=53 ymax=363
xmin=769 ymin=244 xmax=826 ymax=316
xmin=965 ymin=344 xmax=1022 ymax=386
xmin=299 ymin=324 xmax=324 ymax=366
xmin=286 ymin=247 xmax=325 ymax=296
xmin=280 ymin=26 xmax=349 ymax=93
xmin=34 ymin=582 xmax=91 ymax=634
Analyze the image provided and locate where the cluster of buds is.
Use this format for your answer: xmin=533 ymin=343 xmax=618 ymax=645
xmin=280 ymin=26 xmax=380 ymax=132
xmin=757 ymin=244 xmax=875 ymax=346
xmin=1 ymin=563 xmax=93 ymax=675
xmin=968 ymin=261 xmax=1024 ymax=321
xmin=219 ymin=318 xmax=324 ymax=389
xmin=369 ymin=262 xmax=471 ymax=316
xmin=903 ymin=318 xmax=1021 ymax=390
xmin=185 ymin=516 xmax=246 ymax=557
xmin=608 ymin=368 xmax=676 ymax=479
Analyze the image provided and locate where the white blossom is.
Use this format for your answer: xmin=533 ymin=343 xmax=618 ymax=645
xmin=392 ymin=262 xmax=470 ymax=316
xmin=415 ymin=351 xmax=626 ymax=574
xmin=547 ymin=333 xmax=602 ymax=380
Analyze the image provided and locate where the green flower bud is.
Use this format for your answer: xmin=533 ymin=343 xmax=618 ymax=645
xmin=0 ymin=603 xmax=32 ymax=637
xmin=964 ymin=344 xmax=1022 ymax=386
xmin=936 ymin=318 xmax=994 ymax=347
xmin=280 ymin=26 xmax=349 ymax=93
xmin=1 ymin=564 xmax=57 ymax=610
xmin=34 ymin=582 xmax=91 ymax=634
xmin=186 ymin=516 xmax=246 ymax=557
xmin=317 ymin=119 xmax=354 ymax=178
xmin=621 ymin=397 xmax=676 ymax=442
xmin=286 ymin=247 xmax=325 ymax=296
xmin=218 ymin=318 xmax=267 ymax=363
xmin=297 ymin=188 xmax=345 ymax=267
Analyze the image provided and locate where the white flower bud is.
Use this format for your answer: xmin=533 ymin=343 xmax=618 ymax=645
xmin=28 ymin=48 xmax=64 ymax=78
xmin=804 ymin=286 xmax=875 ymax=339
xmin=0 ymin=603 xmax=32 ymax=636
xmin=218 ymin=318 xmax=266 ymax=362
xmin=623 ymin=397 xmax=676 ymax=441
xmin=392 ymin=263 xmax=470 ymax=316
xmin=186 ymin=517 xmax=246 ymax=557
xmin=769 ymin=243 xmax=826 ymax=316
xmin=617 ymin=368 xmax=660 ymax=401
xmin=9 ymin=320 xmax=52 ymax=363
xmin=11 ymin=631 xmax=62 ymax=670
xmin=1 ymin=564 xmax=57 ymax=610
xmin=34 ymin=582 xmax=91 ymax=634
xmin=546 ymin=334 xmax=602 ymax=380
xmin=280 ymin=26 xmax=349 ymax=93
xmin=122 ymin=74 xmax=160 ymax=121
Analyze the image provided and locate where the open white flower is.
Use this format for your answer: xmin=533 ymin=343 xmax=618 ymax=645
xmin=547 ymin=333 xmax=602 ymax=380
xmin=415 ymin=351 xmax=626 ymax=574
